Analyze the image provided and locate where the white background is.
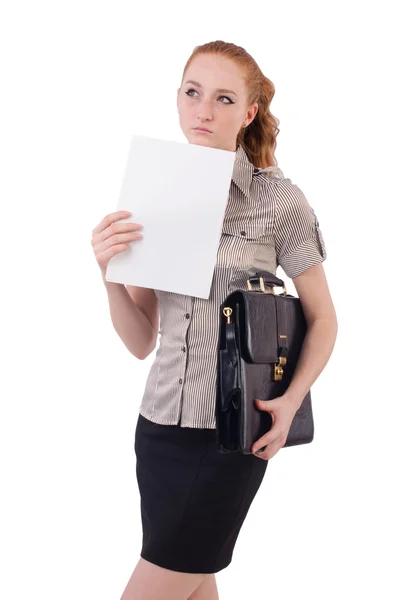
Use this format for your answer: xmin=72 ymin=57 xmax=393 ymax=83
xmin=1 ymin=1 xmax=395 ymax=599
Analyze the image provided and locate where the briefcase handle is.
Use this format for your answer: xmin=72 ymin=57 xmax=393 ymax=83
xmin=246 ymin=271 xmax=288 ymax=295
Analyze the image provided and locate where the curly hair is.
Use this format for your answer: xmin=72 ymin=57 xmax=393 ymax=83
xmin=181 ymin=40 xmax=281 ymax=172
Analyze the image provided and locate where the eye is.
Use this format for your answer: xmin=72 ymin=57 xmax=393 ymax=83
xmin=185 ymin=89 xmax=234 ymax=104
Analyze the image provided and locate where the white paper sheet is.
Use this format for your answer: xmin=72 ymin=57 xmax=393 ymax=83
xmin=105 ymin=135 xmax=236 ymax=299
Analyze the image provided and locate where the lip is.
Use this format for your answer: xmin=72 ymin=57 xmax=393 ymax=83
xmin=193 ymin=127 xmax=213 ymax=133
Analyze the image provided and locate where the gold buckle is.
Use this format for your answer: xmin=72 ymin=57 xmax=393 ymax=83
xmin=246 ymin=276 xmax=287 ymax=295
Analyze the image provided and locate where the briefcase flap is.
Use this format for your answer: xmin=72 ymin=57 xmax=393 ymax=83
xmin=221 ymin=288 xmax=307 ymax=365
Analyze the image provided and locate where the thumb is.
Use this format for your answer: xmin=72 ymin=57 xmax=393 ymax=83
xmin=255 ymin=398 xmax=273 ymax=409
xmin=255 ymin=399 xmax=275 ymax=425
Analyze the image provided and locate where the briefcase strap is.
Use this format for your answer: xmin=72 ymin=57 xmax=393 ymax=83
xmin=225 ymin=321 xmax=238 ymax=367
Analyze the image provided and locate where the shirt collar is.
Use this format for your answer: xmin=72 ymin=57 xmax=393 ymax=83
xmin=231 ymin=144 xmax=285 ymax=198
xmin=232 ymin=144 xmax=254 ymax=199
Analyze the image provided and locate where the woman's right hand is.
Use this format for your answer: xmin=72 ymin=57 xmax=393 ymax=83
xmin=91 ymin=210 xmax=143 ymax=277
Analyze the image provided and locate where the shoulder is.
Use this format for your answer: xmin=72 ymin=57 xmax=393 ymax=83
xmin=253 ymin=167 xmax=303 ymax=196
xmin=253 ymin=165 xmax=286 ymax=184
xmin=253 ymin=168 xmax=309 ymax=210
xmin=266 ymin=174 xmax=313 ymax=217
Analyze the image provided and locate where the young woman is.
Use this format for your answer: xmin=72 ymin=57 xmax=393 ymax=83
xmin=91 ymin=40 xmax=337 ymax=600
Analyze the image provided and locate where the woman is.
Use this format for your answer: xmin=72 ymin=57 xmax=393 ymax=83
xmin=91 ymin=40 xmax=337 ymax=600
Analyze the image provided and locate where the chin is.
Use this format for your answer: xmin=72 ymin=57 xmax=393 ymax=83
xmin=187 ymin=135 xmax=213 ymax=146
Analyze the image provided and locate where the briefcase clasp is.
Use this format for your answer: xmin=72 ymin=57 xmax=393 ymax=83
xmin=223 ymin=307 xmax=233 ymax=324
xmin=274 ymin=356 xmax=287 ymax=381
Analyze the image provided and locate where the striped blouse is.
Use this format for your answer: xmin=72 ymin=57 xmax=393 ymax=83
xmin=138 ymin=144 xmax=327 ymax=429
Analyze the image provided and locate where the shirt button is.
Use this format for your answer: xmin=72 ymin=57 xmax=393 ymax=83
xmin=254 ymin=168 xmax=259 ymax=173
xmin=240 ymin=231 xmax=246 ymax=236
xmin=185 ymin=313 xmax=190 ymax=319
xmin=182 ymin=346 xmax=186 ymax=352
xmin=178 ymin=378 xmax=183 ymax=384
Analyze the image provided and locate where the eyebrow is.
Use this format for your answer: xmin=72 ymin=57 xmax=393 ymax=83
xmin=185 ymin=80 xmax=238 ymax=97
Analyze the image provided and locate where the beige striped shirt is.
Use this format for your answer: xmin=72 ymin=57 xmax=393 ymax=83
xmin=138 ymin=144 xmax=327 ymax=428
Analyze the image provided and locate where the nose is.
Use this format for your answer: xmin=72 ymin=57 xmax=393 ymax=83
xmin=195 ymin=99 xmax=214 ymax=123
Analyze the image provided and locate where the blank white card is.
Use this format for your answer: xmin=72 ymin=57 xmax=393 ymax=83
xmin=105 ymin=135 xmax=236 ymax=299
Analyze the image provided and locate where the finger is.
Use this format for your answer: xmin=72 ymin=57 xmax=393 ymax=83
xmin=259 ymin=436 xmax=285 ymax=460
xmin=255 ymin=399 xmax=277 ymax=418
xmin=96 ymin=244 xmax=130 ymax=269
xmin=94 ymin=229 xmax=143 ymax=254
xmin=253 ymin=451 xmax=268 ymax=462
xmin=251 ymin=427 xmax=282 ymax=454
xmin=92 ymin=215 xmax=143 ymax=251
xmin=92 ymin=210 xmax=132 ymax=236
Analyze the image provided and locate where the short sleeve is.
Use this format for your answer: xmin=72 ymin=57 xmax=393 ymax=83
xmin=273 ymin=178 xmax=327 ymax=279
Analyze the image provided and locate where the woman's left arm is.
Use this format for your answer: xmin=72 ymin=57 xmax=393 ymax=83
xmin=271 ymin=180 xmax=337 ymax=406
xmin=251 ymin=263 xmax=338 ymax=458
xmin=253 ymin=180 xmax=337 ymax=458
xmin=282 ymin=262 xmax=338 ymax=410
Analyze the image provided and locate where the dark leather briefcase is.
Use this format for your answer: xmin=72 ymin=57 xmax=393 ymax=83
xmin=215 ymin=270 xmax=314 ymax=454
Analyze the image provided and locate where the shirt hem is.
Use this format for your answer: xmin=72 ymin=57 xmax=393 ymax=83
xmin=138 ymin=409 xmax=216 ymax=430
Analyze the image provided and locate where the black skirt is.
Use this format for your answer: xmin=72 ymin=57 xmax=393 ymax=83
xmin=134 ymin=412 xmax=269 ymax=574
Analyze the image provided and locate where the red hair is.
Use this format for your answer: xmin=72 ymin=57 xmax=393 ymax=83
xmin=181 ymin=40 xmax=281 ymax=171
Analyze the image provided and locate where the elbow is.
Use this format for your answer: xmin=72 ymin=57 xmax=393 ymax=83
xmin=135 ymin=334 xmax=158 ymax=361
xmin=137 ymin=349 xmax=152 ymax=360
xmin=135 ymin=347 xmax=152 ymax=361
xmin=135 ymin=351 xmax=150 ymax=361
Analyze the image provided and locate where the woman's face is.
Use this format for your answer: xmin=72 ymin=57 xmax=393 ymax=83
xmin=177 ymin=54 xmax=258 ymax=152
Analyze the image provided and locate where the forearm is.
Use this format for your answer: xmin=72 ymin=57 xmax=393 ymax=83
xmin=102 ymin=273 xmax=156 ymax=360
xmin=283 ymin=318 xmax=338 ymax=409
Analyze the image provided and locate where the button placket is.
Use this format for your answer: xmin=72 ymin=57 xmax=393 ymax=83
xmin=179 ymin=298 xmax=192 ymax=387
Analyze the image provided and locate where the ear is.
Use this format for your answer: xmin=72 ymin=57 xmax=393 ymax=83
xmin=247 ymin=102 xmax=259 ymax=125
